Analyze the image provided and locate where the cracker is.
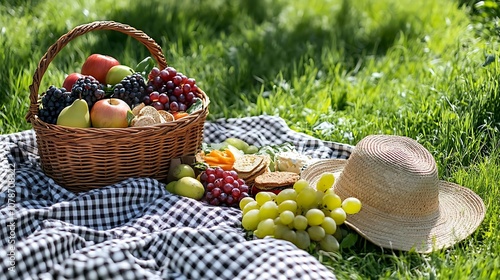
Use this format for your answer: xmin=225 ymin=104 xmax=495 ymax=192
xmin=241 ymin=167 xmax=268 ymax=185
xmin=234 ymin=155 xmax=264 ymax=173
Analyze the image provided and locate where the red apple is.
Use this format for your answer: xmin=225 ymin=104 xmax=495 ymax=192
xmin=90 ymin=98 xmax=132 ymax=128
xmin=81 ymin=54 xmax=120 ymax=84
xmin=62 ymin=73 xmax=84 ymax=91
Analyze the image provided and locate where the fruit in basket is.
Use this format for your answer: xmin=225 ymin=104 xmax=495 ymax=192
xmin=171 ymin=164 xmax=196 ymax=180
xmin=70 ymin=76 xmax=106 ymax=110
xmin=81 ymin=54 xmax=120 ymax=84
xmin=38 ymin=86 xmax=73 ymax=124
xmin=111 ymin=73 xmax=148 ymax=108
xmin=106 ymin=65 xmax=135 ymax=86
xmin=144 ymin=66 xmax=201 ymax=113
xmin=62 ymin=73 xmax=84 ymax=91
xmin=90 ymin=98 xmax=133 ymax=128
xmin=56 ymin=98 xmax=91 ymax=128
xmin=174 ymin=177 xmax=205 ymax=200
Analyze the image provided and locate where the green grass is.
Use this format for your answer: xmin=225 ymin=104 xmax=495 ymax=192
xmin=1 ymin=0 xmax=499 ymax=278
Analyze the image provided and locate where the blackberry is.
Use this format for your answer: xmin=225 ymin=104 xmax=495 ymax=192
xmin=38 ymin=86 xmax=72 ymax=124
xmin=111 ymin=73 xmax=147 ymax=108
xmin=70 ymin=76 xmax=105 ymax=109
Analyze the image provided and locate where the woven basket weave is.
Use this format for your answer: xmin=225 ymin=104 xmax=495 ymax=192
xmin=26 ymin=21 xmax=209 ymax=193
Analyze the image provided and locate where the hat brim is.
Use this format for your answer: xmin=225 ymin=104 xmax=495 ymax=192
xmin=301 ymin=159 xmax=486 ymax=253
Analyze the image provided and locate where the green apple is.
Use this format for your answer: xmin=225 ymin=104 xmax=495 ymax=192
xmin=171 ymin=164 xmax=196 ymax=180
xmin=174 ymin=177 xmax=205 ymax=200
xmin=106 ymin=65 xmax=135 ymax=85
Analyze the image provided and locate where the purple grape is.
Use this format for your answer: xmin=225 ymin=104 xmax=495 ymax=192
xmin=158 ymin=93 xmax=169 ymax=104
xmin=153 ymin=76 xmax=162 ymax=87
xmin=152 ymin=101 xmax=164 ymax=110
xmin=173 ymin=76 xmax=182 ymax=86
xmin=215 ymin=168 xmax=224 ymax=178
xmin=160 ymin=70 xmax=170 ymax=81
xmin=209 ymin=198 xmax=220 ymax=206
xmin=207 ymin=174 xmax=216 ymax=183
xmin=186 ymin=92 xmax=195 ymax=102
xmin=205 ymin=192 xmax=214 ymax=200
xmin=149 ymin=67 xmax=160 ymax=79
xmin=183 ymin=84 xmax=191 ymax=94
xmin=239 ymin=192 xmax=249 ymax=199
xmin=187 ymin=78 xmax=196 ymax=86
xmin=223 ymin=183 xmax=233 ymax=194
xmin=239 ymin=184 xmax=249 ymax=193
xmin=170 ymin=102 xmax=179 ymax=112
xmin=231 ymin=188 xmax=241 ymax=198
xmin=205 ymin=168 xmax=215 ymax=175
xmin=174 ymin=87 xmax=183 ymax=97
xmin=200 ymin=172 xmax=208 ymax=182
xmin=166 ymin=66 xmax=177 ymax=77
xmin=226 ymin=196 xmax=235 ymax=205
xmin=178 ymin=93 xmax=186 ymax=103
xmin=214 ymin=178 xmax=224 ymax=188
xmin=181 ymin=74 xmax=188 ymax=84
xmin=212 ymin=188 xmax=221 ymax=197
xmin=224 ymin=176 xmax=234 ymax=184
xmin=166 ymin=81 xmax=175 ymax=90
xmin=143 ymin=96 xmax=152 ymax=105
xmin=219 ymin=193 xmax=228 ymax=202
xmin=229 ymin=171 xmax=239 ymax=179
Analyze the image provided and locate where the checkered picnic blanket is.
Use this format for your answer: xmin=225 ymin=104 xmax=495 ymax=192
xmin=0 ymin=115 xmax=353 ymax=280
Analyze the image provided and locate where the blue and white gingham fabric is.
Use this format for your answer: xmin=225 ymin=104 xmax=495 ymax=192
xmin=0 ymin=115 xmax=352 ymax=280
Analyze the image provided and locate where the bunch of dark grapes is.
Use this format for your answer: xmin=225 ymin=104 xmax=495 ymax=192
xmin=70 ymin=76 xmax=105 ymax=110
xmin=111 ymin=73 xmax=147 ymax=108
xmin=200 ymin=167 xmax=250 ymax=207
xmin=38 ymin=86 xmax=73 ymax=124
xmin=144 ymin=67 xmax=201 ymax=112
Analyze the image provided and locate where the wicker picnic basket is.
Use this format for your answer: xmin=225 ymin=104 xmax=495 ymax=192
xmin=25 ymin=21 xmax=209 ymax=193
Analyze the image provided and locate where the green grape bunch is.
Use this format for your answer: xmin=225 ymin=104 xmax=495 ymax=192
xmin=239 ymin=172 xmax=362 ymax=252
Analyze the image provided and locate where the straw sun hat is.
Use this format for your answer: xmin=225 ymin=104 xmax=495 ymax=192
xmin=301 ymin=135 xmax=485 ymax=253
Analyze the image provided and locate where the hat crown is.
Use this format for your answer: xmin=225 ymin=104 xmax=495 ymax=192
xmin=335 ymin=135 xmax=439 ymax=218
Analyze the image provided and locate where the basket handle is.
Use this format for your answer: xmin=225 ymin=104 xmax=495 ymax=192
xmin=26 ymin=21 xmax=168 ymax=122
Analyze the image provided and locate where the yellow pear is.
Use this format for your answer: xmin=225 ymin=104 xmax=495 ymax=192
xmin=56 ymin=99 xmax=91 ymax=128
